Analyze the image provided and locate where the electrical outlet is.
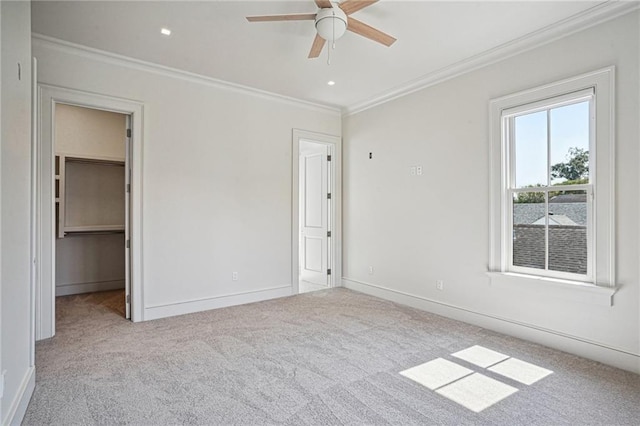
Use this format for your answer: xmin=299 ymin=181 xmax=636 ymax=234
xmin=410 ymin=166 xmax=416 ymax=176
xmin=436 ymin=280 xmax=444 ymax=291
xmin=368 ymin=266 xmax=374 ymax=275
xmin=232 ymin=272 xmax=238 ymax=281
xmin=416 ymin=166 xmax=423 ymax=175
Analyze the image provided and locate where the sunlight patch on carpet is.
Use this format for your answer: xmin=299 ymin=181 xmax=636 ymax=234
xmin=436 ymin=373 xmax=518 ymax=413
xmin=451 ymin=345 xmax=509 ymax=368
xmin=399 ymin=345 xmax=554 ymax=413
xmin=400 ymin=358 xmax=473 ymax=390
xmin=488 ymin=357 xmax=553 ymax=385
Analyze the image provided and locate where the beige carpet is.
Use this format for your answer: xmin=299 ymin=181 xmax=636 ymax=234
xmin=24 ymin=288 xmax=639 ymax=425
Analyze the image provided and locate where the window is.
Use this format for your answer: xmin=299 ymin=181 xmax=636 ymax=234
xmin=490 ymin=68 xmax=615 ymax=287
xmin=507 ymin=92 xmax=593 ymax=281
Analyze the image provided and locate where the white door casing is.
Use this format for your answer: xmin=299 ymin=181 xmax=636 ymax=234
xmin=300 ymin=142 xmax=329 ymax=286
xmin=37 ymin=85 xmax=144 ymax=339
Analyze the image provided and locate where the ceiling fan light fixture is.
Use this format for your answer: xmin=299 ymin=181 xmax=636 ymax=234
xmin=246 ymin=1 xmax=396 ymax=60
xmin=315 ymin=8 xmax=347 ymax=41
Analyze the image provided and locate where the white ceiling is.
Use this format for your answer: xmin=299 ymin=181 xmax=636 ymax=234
xmin=31 ymin=1 xmax=611 ymax=109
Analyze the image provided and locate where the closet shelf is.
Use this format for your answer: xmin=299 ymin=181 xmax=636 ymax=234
xmin=64 ymin=230 xmax=125 ymax=237
xmin=64 ymin=225 xmax=124 ymax=233
xmin=56 ymin=153 xmax=126 ymax=239
xmin=65 ymin=156 xmax=124 ymax=166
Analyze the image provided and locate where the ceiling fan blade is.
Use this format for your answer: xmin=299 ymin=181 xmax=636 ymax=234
xmin=347 ymin=17 xmax=396 ymax=47
xmin=308 ymin=34 xmax=326 ymax=58
xmin=339 ymin=0 xmax=378 ymax=15
xmin=315 ymin=0 xmax=333 ymax=9
xmin=246 ymin=14 xmax=316 ymax=22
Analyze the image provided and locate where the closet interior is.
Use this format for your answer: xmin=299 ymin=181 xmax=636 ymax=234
xmin=54 ymin=103 xmax=129 ymax=316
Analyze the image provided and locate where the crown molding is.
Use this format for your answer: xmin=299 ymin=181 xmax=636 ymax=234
xmin=343 ymin=0 xmax=639 ymax=116
xmin=31 ymin=33 xmax=342 ymax=116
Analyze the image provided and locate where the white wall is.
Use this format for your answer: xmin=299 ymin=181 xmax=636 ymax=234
xmin=55 ymin=104 xmax=126 ymax=296
xmin=33 ymin=38 xmax=341 ymax=320
xmin=342 ymin=11 xmax=639 ymax=372
xmin=1 ymin=0 xmax=35 ymax=424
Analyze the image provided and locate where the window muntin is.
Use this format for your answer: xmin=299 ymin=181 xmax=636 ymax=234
xmin=503 ymin=92 xmax=593 ymax=281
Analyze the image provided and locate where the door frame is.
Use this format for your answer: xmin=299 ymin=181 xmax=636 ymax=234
xmin=291 ymin=129 xmax=341 ymax=294
xmin=36 ymin=84 xmax=144 ymax=340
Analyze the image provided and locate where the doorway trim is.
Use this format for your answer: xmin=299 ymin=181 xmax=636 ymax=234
xmin=292 ymin=129 xmax=341 ymax=294
xmin=36 ymin=84 xmax=144 ymax=340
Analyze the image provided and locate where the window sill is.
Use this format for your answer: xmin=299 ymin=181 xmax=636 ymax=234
xmin=486 ymin=271 xmax=617 ymax=307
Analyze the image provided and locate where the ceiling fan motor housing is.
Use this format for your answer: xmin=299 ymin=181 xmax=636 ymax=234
xmin=315 ymin=7 xmax=348 ymax=41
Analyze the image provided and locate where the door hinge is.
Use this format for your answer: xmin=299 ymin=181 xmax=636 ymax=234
xmin=126 ymin=128 xmax=131 ymax=138
xmin=327 ymin=230 xmax=331 ymax=237
xmin=327 ymin=268 xmax=332 ymax=275
xmin=327 ymin=193 xmax=331 ymax=200
xmin=327 ymin=154 xmax=332 ymax=161
xmin=126 ymin=294 xmax=131 ymax=304
xmin=126 ymin=183 xmax=131 ymax=193
xmin=126 ymin=240 xmax=130 ymax=249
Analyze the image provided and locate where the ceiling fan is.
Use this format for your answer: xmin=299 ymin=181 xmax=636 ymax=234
xmin=246 ymin=0 xmax=396 ymax=59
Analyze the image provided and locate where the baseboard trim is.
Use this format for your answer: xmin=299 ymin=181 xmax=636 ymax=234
xmin=144 ymin=285 xmax=293 ymax=321
xmin=4 ymin=366 xmax=35 ymax=426
xmin=56 ymin=279 xmax=125 ymax=296
xmin=342 ymin=278 xmax=640 ymax=373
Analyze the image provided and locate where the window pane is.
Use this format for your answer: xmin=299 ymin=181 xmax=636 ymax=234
xmin=514 ymin=111 xmax=547 ymax=188
xmin=512 ymin=192 xmax=545 ymax=270
xmin=548 ymin=190 xmax=588 ymax=274
xmin=550 ymin=101 xmax=590 ymax=186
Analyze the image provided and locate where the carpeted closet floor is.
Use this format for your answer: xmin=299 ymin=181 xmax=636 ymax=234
xmin=23 ymin=288 xmax=639 ymax=425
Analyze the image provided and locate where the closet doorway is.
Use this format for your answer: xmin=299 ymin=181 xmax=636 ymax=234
xmin=54 ymin=104 xmax=131 ymax=318
xmin=36 ymin=85 xmax=143 ymax=340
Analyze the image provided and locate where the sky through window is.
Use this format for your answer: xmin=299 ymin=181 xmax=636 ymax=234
xmin=514 ymin=101 xmax=589 ymax=188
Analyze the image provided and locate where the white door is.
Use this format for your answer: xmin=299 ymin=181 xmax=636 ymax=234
xmin=124 ymin=116 xmax=132 ymax=319
xmin=299 ymin=142 xmax=330 ymax=286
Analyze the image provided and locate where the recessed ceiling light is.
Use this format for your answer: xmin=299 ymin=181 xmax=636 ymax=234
xmin=160 ymin=28 xmax=172 ymax=36
xmin=327 ymin=81 xmax=335 ymax=86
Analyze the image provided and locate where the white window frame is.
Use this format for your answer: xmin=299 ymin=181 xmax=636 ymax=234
xmin=504 ymin=89 xmax=594 ymax=282
xmin=489 ymin=67 xmax=615 ymax=288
